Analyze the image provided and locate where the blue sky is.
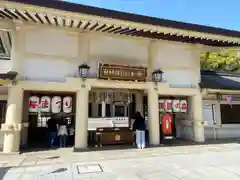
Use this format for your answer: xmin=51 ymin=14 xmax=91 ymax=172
xmin=65 ymin=0 xmax=239 ymax=31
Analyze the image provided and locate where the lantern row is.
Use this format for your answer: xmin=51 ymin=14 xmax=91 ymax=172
xmin=159 ymin=99 xmax=187 ymax=113
xmin=29 ymin=96 xmax=73 ymax=113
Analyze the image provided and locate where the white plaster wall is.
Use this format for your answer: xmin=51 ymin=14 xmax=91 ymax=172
xmin=89 ymin=37 xmax=200 ymax=87
xmin=23 ymin=58 xmax=79 ymax=81
xmin=25 ymin=28 xmax=78 ymax=58
xmin=163 ymin=70 xmax=196 ymax=88
xmin=89 ymin=36 xmax=149 ymax=66
xmin=0 ymin=60 xmax=12 ymax=73
xmin=21 ymin=26 xmax=200 ymax=86
xmin=88 ymin=36 xmax=149 ymax=78
xmin=23 ymin=28 xmax=81 ymax=81
xmin=156 ymin=43 xmax=196 ymax=68
xmin=155 ymin=42 xmax=200 ymax=87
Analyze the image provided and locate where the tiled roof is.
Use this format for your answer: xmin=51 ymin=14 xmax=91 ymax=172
xmin=200 ymin=70 xmax=240 ymax=90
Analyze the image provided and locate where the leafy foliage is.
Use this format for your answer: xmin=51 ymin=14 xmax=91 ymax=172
xmin=200 ymin=49 xmax=240 ymax=71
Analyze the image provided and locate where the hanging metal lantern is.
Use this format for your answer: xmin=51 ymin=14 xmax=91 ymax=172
xmin=78 ymin=63 xmax=90 ymax=78
xmin=152 ymin=69 xmax=163 ymax=83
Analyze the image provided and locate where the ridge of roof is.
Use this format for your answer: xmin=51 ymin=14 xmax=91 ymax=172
xmin=6 ymin=0 xmax=240 ymax=38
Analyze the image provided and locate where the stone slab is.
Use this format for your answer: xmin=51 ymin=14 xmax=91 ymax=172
xmin=77 ymin=164 xmax=103 ymax=174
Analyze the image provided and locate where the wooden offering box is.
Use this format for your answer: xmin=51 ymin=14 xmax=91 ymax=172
xmin=95 ymin=127 xmax=135 ymax=147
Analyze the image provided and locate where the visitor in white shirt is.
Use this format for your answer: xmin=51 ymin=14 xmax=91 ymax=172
xmin=68 ymin=123 xmax=75 ymax=146
xmin=58 ymin=118 xmax=68 ymax=148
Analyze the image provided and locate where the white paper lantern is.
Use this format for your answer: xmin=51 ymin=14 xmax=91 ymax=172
xmin=51 ymin=96 xmax=62 ymax=113
xmin=63 ymin=96 xmax=72 ymax=113
xmin=158 ymin=100 xmax=165 ymax=112
xmin=180 ymin=100 xmax=188 ymax=113
xmin=40 ymin=96 xmax=51 ymax=112
xmin=29 ymin=96 xmax=39 ymax=113
xmin=172 ymin=100 xmax=180 ymax=112
xmin=164 ymin=100 xmax=172 ymax=112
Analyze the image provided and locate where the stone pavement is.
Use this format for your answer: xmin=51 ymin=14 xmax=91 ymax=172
xmin=1 ymin=143 xmax=240 ymax=179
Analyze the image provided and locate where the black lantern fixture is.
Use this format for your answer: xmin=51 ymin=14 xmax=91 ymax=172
xmin=152 ymin=69 xmax=163 ymax=83
xmin=78 ymin=63 xmax=90 ymax=78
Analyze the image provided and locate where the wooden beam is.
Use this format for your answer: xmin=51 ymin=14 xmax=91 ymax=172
xmin=14 ymin=10 xmax=28 ymax=21
xmin=35 ymin=13 xmax=44 ymax=24
xmin=24 ymin=11 xmax=37 ymax=23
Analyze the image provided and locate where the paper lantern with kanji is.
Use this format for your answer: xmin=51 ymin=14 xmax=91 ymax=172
xmin=180 ymin=100 xmax=188 ymax=113
xmin=40 ymin=96 xmax=51 ymax=112
xmin=158 ymin=100 xmax=165 ymax=112
xmin=28 ymin=96 xmax=40 ymax=113
xmin=63 ymin=96 xmax=72 ymax=113
xmin=51 ymin=96 xmax=62 ymax=113
xmin=164 ymin=100 xmax=172 ymax=112
xmin=172 ymin=100 xmax=180 ymax=112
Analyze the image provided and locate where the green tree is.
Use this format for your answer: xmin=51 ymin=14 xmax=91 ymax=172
xmin=200 ymin=48 xmax=240 ymax=71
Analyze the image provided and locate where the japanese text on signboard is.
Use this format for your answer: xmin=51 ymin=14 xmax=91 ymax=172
xmin=98 ymin=63 xmax=147 ymax=81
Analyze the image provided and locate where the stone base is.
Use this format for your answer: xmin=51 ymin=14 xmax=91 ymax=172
xmin=73 ymin=147 xmax=90 ymax=152
xmin=1 ymin=151 xmax=20 ymax=155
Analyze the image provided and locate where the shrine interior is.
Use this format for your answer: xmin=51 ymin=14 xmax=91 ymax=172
xmin=23 ymin=91 xmax=76 ymax=149
xmin=22 ymin=88 xmax=190 ymax=150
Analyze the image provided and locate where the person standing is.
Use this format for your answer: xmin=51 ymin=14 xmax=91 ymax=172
xmin=133 ymin=111 xmax=146 ymax=149
xmin=47 ymin=116 xmax=58 ymax=148
xmin=68 ymin=122 xmax=75 ymax=146
xmin=58 ymin=118 xmax=68 ymax=148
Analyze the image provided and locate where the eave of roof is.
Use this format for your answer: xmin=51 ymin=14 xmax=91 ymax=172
xmin=201 ymin=70 xmax=240 ymax=77
xmin=200 ymin=70 xmax=240 ymax=90
xmin=7 ymin=0 xmax=240 ymax=38
xmin=2 ymin=0 xmax=240 ymax=47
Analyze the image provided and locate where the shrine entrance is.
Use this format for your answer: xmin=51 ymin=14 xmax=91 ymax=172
xmin=87 ymin=89 xmax=142 ymax=147
xmin=23 ymin=91 xmax=76 ymax=149
xmin=158 ymin=96 xmax=189 ymax=143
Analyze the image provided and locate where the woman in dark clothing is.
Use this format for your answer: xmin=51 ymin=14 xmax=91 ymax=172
xmin=47 ymin=116 xmax=58 ymax=148
xmin=133 ymin=111 xmax=146 ymax=149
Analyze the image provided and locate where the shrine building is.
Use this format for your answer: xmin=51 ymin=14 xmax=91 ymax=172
xmin=0 ymin=0 xmax=240 ymax=153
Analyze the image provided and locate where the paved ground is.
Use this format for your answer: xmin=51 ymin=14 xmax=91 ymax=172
xmin=1 ymin=143 xmax=240 ymax=179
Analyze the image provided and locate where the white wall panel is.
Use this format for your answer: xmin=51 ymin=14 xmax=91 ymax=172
xmin=25 ymin=28 xmax=78 ymax=58
xmin=156 ymin=43 xmax=197 ymax=68
xmin=90 ymin=36 xmax=148 ymax=64
xmin=23 ymin=58 xmax=78 ymax=81
xmin=163 ymin=69 xmax=197 ymax=87
xmin=0 ymin=60 xmax=11 ymax=73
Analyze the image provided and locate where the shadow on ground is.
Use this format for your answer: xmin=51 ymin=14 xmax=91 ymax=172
xmin=0 ymin=167 xmax=12 ymax=180
xmin=73 ymin=138 xmax=240 ymax=152
xmin=19 ymin=138 xmax=240 ymax=154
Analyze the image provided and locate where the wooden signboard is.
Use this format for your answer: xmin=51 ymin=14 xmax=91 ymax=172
xmin=98 ymin=63 xmax=147 ymax=81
